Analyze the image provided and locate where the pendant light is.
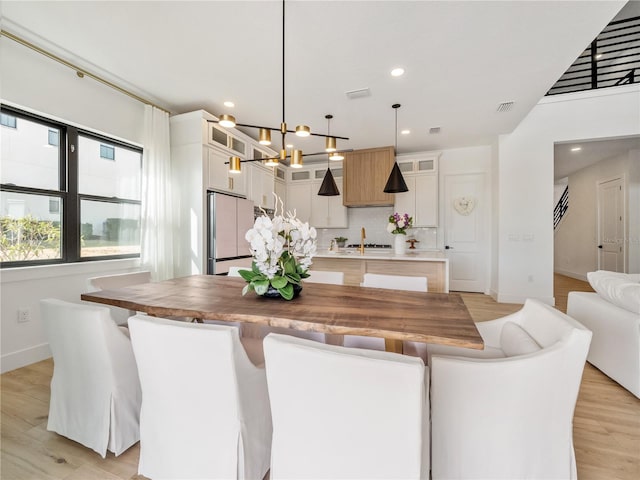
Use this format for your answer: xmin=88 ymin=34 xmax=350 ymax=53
xmin=217 ymin=0 xmax=348 ymax=174
xmin=258 ymin=128 xmax=271 ymax=145
xmin=325 ymin=115 xmax=337 ymax=152
xmin=318 ymin=114 xmax=341 ymax=196
xmin=383 ymin=103 xmax=409 ymax=193
xmin=318 ymin=159 xmax=340 ymax=196
xmin=229 ymin=156 xmax=242 ymax=173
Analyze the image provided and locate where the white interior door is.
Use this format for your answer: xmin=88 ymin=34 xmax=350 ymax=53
xmin=444 ymin=173 xmax=486 ymax=292
xmin=597 ymin=177 xmax=625 ymax=272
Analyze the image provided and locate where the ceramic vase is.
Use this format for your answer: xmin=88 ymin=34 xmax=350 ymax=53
xmin=394 ymin=234 xmax=407 ymax=255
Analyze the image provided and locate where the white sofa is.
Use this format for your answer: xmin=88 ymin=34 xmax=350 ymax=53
xmin=567 ymin=271 xmax=640 ymax=398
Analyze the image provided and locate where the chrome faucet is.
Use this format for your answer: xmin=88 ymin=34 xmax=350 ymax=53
xmin=359 ymin=227 xmax=366 ymax=255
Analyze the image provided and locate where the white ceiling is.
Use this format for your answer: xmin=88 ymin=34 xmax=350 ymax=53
xmin=1 ymin=0 xmax=627 ymax=161
xmin=554 ymin=135 xmax=640 ymax=180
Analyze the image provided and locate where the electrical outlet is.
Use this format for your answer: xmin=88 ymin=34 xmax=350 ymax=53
xmin=18 ymin=308 xmax=31 ymax=323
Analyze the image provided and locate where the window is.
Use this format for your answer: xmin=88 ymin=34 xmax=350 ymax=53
xmin=0 ymin=106 xmax=143 ymax=267
xmin=48 ymin=129 xmax=59 ymax=147
xmin=100 ymin=144 xmax=115 ymax=160
xmin=1 ymin=112 xmax=17 ymax=128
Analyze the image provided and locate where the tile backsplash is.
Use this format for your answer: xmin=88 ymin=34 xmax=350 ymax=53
xmin=316 ymin=206 xmax=438 ymax=251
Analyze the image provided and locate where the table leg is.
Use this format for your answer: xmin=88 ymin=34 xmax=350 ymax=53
xmin=384 ymin=338 xmax=404 ymax=354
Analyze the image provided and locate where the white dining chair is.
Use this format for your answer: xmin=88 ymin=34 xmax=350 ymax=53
xmin=427 ymin=299 xmax=592 ymax=479
xmin=360 ymin=272 xmax=428 ymax=292
xmin=344 ymin=273 xmax=429 ymax=359
xmin=227 ymin=266 xmax=246 ymax=277
xmin=128 ymin=315 xmax=271 ymax=480
xmin=305 ymin=270 xmax=345 ymax=285
xmin=86 ymin=270 xmax=151 ymax=325
xmin=264 ymin=333 xmax=429 ymax=479
xmin=40 ymin=299 xmax=142 ymax=458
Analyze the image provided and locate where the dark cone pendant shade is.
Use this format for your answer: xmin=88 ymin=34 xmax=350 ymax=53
xmin=383 ymin=161 xmax=409 ymax=193
xmin=318 ymin=168 xmax=340 ymax=196
xmin=384 ymin=103 xmax=409 ymax=194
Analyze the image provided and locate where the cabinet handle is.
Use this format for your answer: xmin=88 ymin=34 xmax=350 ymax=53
xmin=445 ymin=245 xmax=453 ymax=250
xmin=228 ymin=177 xmax=233 ymax=190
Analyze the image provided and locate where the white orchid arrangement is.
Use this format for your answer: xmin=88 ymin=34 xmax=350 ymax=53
xmin=240 ymin=196 xmax=317 ymax=300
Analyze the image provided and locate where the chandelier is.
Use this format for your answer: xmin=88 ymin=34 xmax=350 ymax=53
xmin=210 ymin=0 xmax=349 ymax=172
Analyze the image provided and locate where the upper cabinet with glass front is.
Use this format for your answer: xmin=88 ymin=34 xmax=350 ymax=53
xmin=394 ymin=151 xmax=441 ymax=227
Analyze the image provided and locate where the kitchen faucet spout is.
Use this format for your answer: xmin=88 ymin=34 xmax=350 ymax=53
xmin=359 ymin=227 xmax=366 ymax=255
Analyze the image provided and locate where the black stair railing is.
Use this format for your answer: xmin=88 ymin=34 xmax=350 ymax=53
xmin=554 ymin=186 xmax=569 ymax=230
xmin=547 ymin=15 xmax=639 ymax=95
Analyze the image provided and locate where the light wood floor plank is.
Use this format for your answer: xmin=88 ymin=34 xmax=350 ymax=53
xmin=1 ymin=274 xmax=637 ymax=479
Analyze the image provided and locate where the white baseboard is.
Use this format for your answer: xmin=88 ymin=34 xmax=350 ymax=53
xmin=1 ymin=343 xmax=51 ymax=374
xmin=554 ymin=269 xmax=588 ymax=282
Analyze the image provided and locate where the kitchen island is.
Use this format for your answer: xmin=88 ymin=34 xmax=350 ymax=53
xmin=312 ymin=249 xmax=449 ymax=293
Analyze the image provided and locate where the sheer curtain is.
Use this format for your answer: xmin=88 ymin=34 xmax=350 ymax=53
xmin=141 ymin=105 xmax=174 ymax=281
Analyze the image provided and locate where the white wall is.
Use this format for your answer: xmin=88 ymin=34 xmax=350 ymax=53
xmin=555 ymin=149 xmax=639 ymax=279
xmin=496 ymin=85 xmax=640 ymax=304
xmin=1 ymin=34 xmax=147 ymax=372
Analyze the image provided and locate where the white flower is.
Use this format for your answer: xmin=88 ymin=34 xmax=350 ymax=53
xmin=245 ymin=204 xmax=317 ymax=280
xmin=386 ymin=223 xmax=395 ymax=233
xmin=398 ymin=219 xmax=405 ymax=228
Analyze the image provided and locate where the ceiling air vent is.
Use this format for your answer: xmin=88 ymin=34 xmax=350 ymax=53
xmin=345 ymin=87 xmax=371 ymax=99
xmin=429 ymin=127 xmax=441 ymax=134
xmin=497 ymin=101 xmax=515 ymax=112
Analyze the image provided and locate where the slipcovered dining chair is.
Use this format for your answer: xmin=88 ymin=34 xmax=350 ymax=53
xmin=40 ymin=299 xmax=141 ymax=458
xmin=343 ymin=273 xmax=429 ymax=359
xmin=227 ymin=266 xmax=245 ymax=277
xmin=427 ymin=299 xmax=592 ymax=479
xmin=128 ymin=315 xmax=271 ymax=480
xmin=264 ymin=333 xmax=429 ymax=479
xmin=87 ymin=270 xmax=151 ymax=325
xmin=305 ymin=270 xmax=345 ymax=285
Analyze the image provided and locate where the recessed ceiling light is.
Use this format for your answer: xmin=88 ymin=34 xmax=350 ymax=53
xmin=401 ymin=129 xmax=410 ymax=135
xmin=286 ymin=143 xmax=293 ymax=148
xmin=571 ymin=147 xmax=582 ymax=152
xmin=391 ymin=67 xmax=405 ymax=77
xmin=223 ymin=101 xmax=235 ymax=108
xmin=594 ymin=53 xmax=603 ymax=60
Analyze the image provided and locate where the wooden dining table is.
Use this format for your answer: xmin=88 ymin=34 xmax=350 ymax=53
xmin=81 ymin=274 xmax=483 ymax=354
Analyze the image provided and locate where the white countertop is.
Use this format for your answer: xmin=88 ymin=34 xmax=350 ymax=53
xmin=314 ymin=249 xmax=447 ymax=262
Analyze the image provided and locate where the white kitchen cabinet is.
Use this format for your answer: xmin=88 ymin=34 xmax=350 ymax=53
xmin=248 ymin=163 xmax=275 ymax=210
xmin=394 ymin=173 xmax=438 ymax=227
xmin=170 ymin=109 xmax=276 ymax=277
xmin=286 ymin=166 xmax=347 ymax=228
xmin=310 ymin=177 xmax=348 ymax=228
xmin=207 ymin=147 xmax=246 ymax=196
xmin=274 ymin=178 xmax=286 ymax=211
xmin=286 ymin=183 xmax=312 ymax=223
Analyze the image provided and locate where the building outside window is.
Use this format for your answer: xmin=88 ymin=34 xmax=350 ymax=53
xmin=0 ymin=112 xmax=17 ymax=128
xmin=0 ymin=106 xmax=143 ymax=266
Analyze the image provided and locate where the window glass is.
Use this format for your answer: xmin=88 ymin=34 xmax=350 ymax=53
xmin=211 ymin=127 xmax=227 ymax=146
xmin=100 ymin=144 xmax=115 ymax=160
xmin=80 ymin=199 xmax=141 ymax=257
xmin=230 ymin=136 xmax=245 ymax=154
xmin=48 ymin=129 xmax=59 ymax=147
xmin=0 ymin=116 xmax=60 ymax=190
xmin=0 ymin=113 xmax=17 ymax=128
xmin=0 ymin=191 xmax=62 ymax=262
xmin=78 ymin=135 xmax=141 ymax=199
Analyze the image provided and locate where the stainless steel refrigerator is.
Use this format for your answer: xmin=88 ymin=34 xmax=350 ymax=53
xmin=207 ymin=192 xmax=255 ymax=275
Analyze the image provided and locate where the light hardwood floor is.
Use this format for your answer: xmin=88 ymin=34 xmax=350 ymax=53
xmin=1 ymin=274 xmax=638 ymax=479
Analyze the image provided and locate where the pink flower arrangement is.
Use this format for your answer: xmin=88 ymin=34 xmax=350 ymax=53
xmin=386 ymin=212 xmax=413 ymax=235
